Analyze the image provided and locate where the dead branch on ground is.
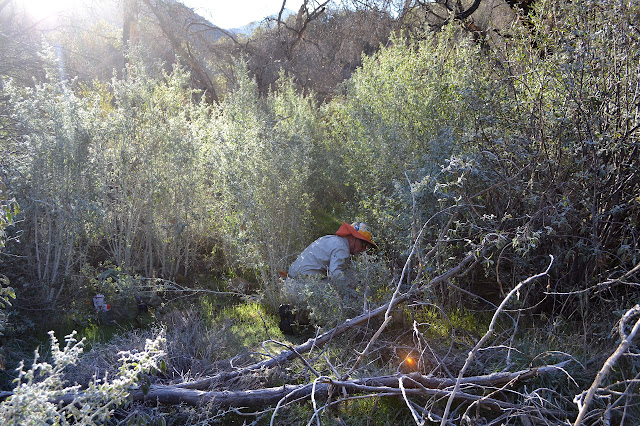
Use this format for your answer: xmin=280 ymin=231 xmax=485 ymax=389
xmin=573 ymin=304 xmax=640 ymax=425
xmin=4 ymin=250 xmax=583 ymax=423
xmin=440 ymin=255 xmax=555 ymax=425
xmin=177 ymin=252 xmax=476 ymax=391
xmin=119 ymin=362 xmax=570 ymax=410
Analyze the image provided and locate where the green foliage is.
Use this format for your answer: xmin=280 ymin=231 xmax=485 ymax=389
xmin=0 ymin=185 xmax=18 ymax=252
xmin=327 ymin=26 xmax=492 ymax=253
xmin=214 ymin=302 xmax=283 ymax=354
xmin=1 ymin=1 xmax=640 ymax=423
xmin=5 ymin=53 xmax=212 ymax=301
xmin=275 ymin=395 xmax=414 ymax=426
xmin=295 ymin=252 xmax=393 ymax=328
xmin=5 ymin=55 xmax=98 ymax=295
xmin=56 ymin=264 xmax=162 ymax=334
xmin=323 ymin=0 xmax=639 ymax=319
xmin=352 ymin=252 xmax=393 ymax=305
xmin=96 ymin=61 xmax=210 ymax=279
xmin=0 ymin=278 xmax=15 ymax=337
xmin=443 ymin=0 xmax=640 ymax=302
xmin=410 ymin=305 xmax=489 ymax=344
xmin=0 ymin=186 xmax=17 ymax=338
xmin=201 ymin=65 xmax=319 ymax=307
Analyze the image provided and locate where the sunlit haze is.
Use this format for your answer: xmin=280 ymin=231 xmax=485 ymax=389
xmin=182 ymin=0 xmax=305 ymax=28
xmin=20 ymin=0 xmax=82 ymax=21
xmin=19 ymin=0 xmax=305 ymax=29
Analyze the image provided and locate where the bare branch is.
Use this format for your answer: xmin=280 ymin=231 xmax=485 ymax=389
xmin=277 ymin=0 xmax=287 ymax=24
xmin=141 ymin=0 xmax=219 ymax=103
xmin=440 ymin=255 xmax=555 ymax=425
xmin=175 ymin=293 xmax=409 ymax=390
xmin=176 ymin=251 xmax=475 ymax=390
xmin=186 ymin=21 xmax=244 ymax=48
xmin=574 ymin=304 xmax=640 ymax=425
xmin=118 ymin=362 xmax=571 ymax=410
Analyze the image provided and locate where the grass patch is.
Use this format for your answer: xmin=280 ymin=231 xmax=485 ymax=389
xmin=410 ymin=305 xmax=491 ymax=344
xmin=212 ymin=301 xmax=285 ymax=357
xmin=271 ymin=395 xmax=414 ymax=425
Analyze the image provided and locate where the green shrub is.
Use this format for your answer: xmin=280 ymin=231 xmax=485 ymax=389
xmin=201 ymin=65 xmax=319 ymax=308
xmin=327 ymin=26 xmax=492 ymax=254
xmin=0 ymin=331 xmax=164 ymax=424
xmin=6 ymin=54 xmax=212 ymax=300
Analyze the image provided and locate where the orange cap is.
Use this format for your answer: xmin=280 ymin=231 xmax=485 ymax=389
xmin=335 ymin=221 xmax=377 ymax=249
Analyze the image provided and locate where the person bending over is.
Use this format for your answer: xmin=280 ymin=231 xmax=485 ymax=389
xmin=279 ymin=221 xmax=377 ymax=334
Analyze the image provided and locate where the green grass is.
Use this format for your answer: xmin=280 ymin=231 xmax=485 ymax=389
xmin=267 ymin=395 xmax=415 ymax=425
xmin=199 ymin=298 xmax=297 ymax=361
xmin=410 ymin=305 xmax=491 ymax=343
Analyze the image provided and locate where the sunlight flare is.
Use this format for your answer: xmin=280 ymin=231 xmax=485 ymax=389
xmin=20 ymin=0 xmax=81 ymax=22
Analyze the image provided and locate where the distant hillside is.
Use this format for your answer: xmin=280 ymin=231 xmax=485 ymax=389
xmin=226 ymin=7 xmax=298 ymax=35
xmin=184 ymin=3 xmax=297 ymax=38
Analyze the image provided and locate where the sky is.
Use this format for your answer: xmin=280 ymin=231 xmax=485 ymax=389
xmin=20 ymin=0 xmax=307 ymax=30
xmin=182 ymin=0 xmax=306 ymax=28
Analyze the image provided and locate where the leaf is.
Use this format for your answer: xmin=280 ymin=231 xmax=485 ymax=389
xmin=141 ymin=376 xmax=151 ymax=395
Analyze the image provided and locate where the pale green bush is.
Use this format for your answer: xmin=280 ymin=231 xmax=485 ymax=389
xmin=201 ymin=65 xmax=318 ymax=307
xmin=327 ymin=26 xmax=494 ymax=254
xmin=448 ymin=0 xmax=640 ymax=294
xmin=0 ymin=331 xmax=164 ymax=425
xmin=299 ymin=252 xmax=393 ymax=328
xmin=327 ymin=1 xmax=640 ymax=310
xmin=6 ymin=48 xmax=322 ymax=310
xmin=5 ymin=52 xmax=101 ymax=302
xmin=6 ymin=53 xmax=212 ymax=295
xmin=92 ymin=62 xmax=210 ymax=279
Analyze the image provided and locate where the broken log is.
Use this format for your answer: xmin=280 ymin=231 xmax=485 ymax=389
xmin=127 ymin=362 xmax=570 ymax=413
xmin=6 ymin=360 xmax=570 ymax=421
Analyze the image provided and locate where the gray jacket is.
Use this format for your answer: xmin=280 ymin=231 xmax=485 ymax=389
xmin=288 ymin=235 xmax=350 ymax=279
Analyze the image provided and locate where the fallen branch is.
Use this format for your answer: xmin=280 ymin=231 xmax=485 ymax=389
xmin=440 ymin=255 xmax=555 ymax=425
xmin=178 ymin=252 xmax=476 ymax=390
xmin=12 ymin=361 xmax=570 ymax=417
xmin=573 ymin=304 xmax=640 ymax=425
xmin=2 ymin=249 xmax=575 ymax=422
xmin=124 ymin=362 xmax=571 ymax=410
xmin=175 ymin=294 xmax=409 ymax=390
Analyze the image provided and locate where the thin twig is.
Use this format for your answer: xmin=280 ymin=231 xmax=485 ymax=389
xmin=545 ymin=260 xmax=640 ymax=296
xmin=574 ymin=304 xmax=640 ymax=425
xmin=268 ymin=340 xmax=320 ymax=378
xmin=399 ymin=376 xmax=425 ymax=426
xmin=440 ymin=255 xmax=555 ymax=425
xmin=309 ymin=376 xmax=331 ymax=426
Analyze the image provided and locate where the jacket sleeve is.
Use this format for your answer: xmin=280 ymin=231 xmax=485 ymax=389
xmin=328 ymin=242 xmax=350 ymax=278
